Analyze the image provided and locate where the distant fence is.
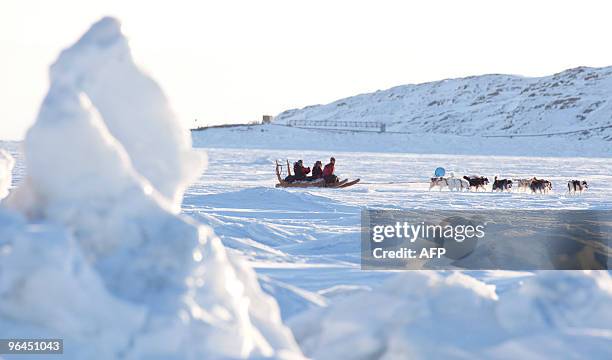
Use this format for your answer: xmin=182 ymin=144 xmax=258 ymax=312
xmin=286 ymin=119 xmax=386 ymax=133
xmin=191 ymin=123 xmax=254 ymax=131
xmin=191 ymin=121 xmax=611 ymax=138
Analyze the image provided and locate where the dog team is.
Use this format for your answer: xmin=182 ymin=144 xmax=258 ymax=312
xmin=429 ymin=174 xmax=588 ymax=194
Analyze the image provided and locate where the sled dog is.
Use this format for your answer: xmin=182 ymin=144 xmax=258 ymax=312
xmin=529 ymin=178 xmax=552 ymax=193
xmin=514 ymin=179 xmax=532 ymax=192
xmin=463 ymin=176 xmax=489 ymax=191
xmin=492 ymin=176 xmax=513 ymax=192
xmin=567 ymin=180 xmax=588 ymax=194
xmin=429 ymin=177 xmax=449 ymax=191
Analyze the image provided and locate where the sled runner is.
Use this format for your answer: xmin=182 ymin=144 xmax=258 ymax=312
xmin=338 ymin=178 xmax=361 ymax=188
xmin=275 ymin=161 xmax=360 ymax=188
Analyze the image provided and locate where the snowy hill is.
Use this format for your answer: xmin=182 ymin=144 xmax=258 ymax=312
xmin=193 ymin=66 xmax=612 ymax=156
xmin=275 ymin=67 xmax=612 ymax=139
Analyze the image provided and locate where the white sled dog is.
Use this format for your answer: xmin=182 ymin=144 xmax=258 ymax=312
xmin=429 ymin=177 xmax=449 ymax=191
xmin=514 ymin=178 xmax=532 ymax=192
xmin=447 ymin=173 xmax=469 ymax=191
xmin=429 ymin=173 xmax=468 ymax=192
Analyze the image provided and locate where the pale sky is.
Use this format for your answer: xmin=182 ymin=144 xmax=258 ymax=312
xmin=2 ymin=0 xmax=612 ymax=139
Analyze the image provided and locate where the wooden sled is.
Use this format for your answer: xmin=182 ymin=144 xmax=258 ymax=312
xmin=275 ymin=161 xmax=360 ymax=189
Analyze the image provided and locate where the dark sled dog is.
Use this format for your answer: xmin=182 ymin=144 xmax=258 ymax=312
xmin=529 ymin=178 xmax=552 ymax=193
xmin=492 ymin=176 xmax=512 ymax=192
xmin=567 ymin=180 xmax=588 ymax=194
xmin=463 ymin=176 xmax=489 ymax=191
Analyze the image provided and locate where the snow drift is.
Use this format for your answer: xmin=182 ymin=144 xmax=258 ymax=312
xmin=289 ymin=271 xmax=612 ymax=359
xmin=0 ymin=17 xmax=302 ymax=359
xmin=0 ymin=149 xmax=13 ymax=200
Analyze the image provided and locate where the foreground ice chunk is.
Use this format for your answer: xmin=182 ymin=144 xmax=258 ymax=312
xmin=49 ymin=16 xmax=204 ymax=209
xmin=1 ymin=17 xmax=303 ymax=359
xmin=0 ymin=208 xmax=147 ymax=359
xmin=289 ymin=271 xmax=612 ymax=359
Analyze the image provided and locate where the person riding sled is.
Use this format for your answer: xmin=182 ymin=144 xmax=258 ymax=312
xmin=276 ymin=157 xmax=359 ymax=188
xmin=323 ymin=157 xmax=338 ymax=183
xmin=309 ymin=161 xmax=323 ymax=180
xmin=292 ymin=160 xmax=311 ymax=181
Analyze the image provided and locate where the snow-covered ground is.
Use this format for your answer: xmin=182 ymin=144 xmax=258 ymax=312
xmin=171 ymin=148 xmax=612 ymax=358
xmin=4 ymin=143 xmax=612 ymax=358
xmin=183 ymin=147 xmax=612 ymax=295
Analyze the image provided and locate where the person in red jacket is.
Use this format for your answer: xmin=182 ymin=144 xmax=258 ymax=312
xmin=293 ymin=160 xmax=311 ymax=181
xmin=323 ymin=157 xmax=338 ymax=183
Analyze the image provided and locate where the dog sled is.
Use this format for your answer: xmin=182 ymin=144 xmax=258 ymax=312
xmin=275 ymin=160 xmax=360 ymax=188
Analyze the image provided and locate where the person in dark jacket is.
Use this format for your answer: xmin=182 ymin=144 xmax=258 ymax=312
xmin=309 ymin=161 xmax=323 ymax=180
xmin=323 ymin=157 xmax=338 ymax=183
xmin=293 ymin=160 xmax=310 ymax=180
